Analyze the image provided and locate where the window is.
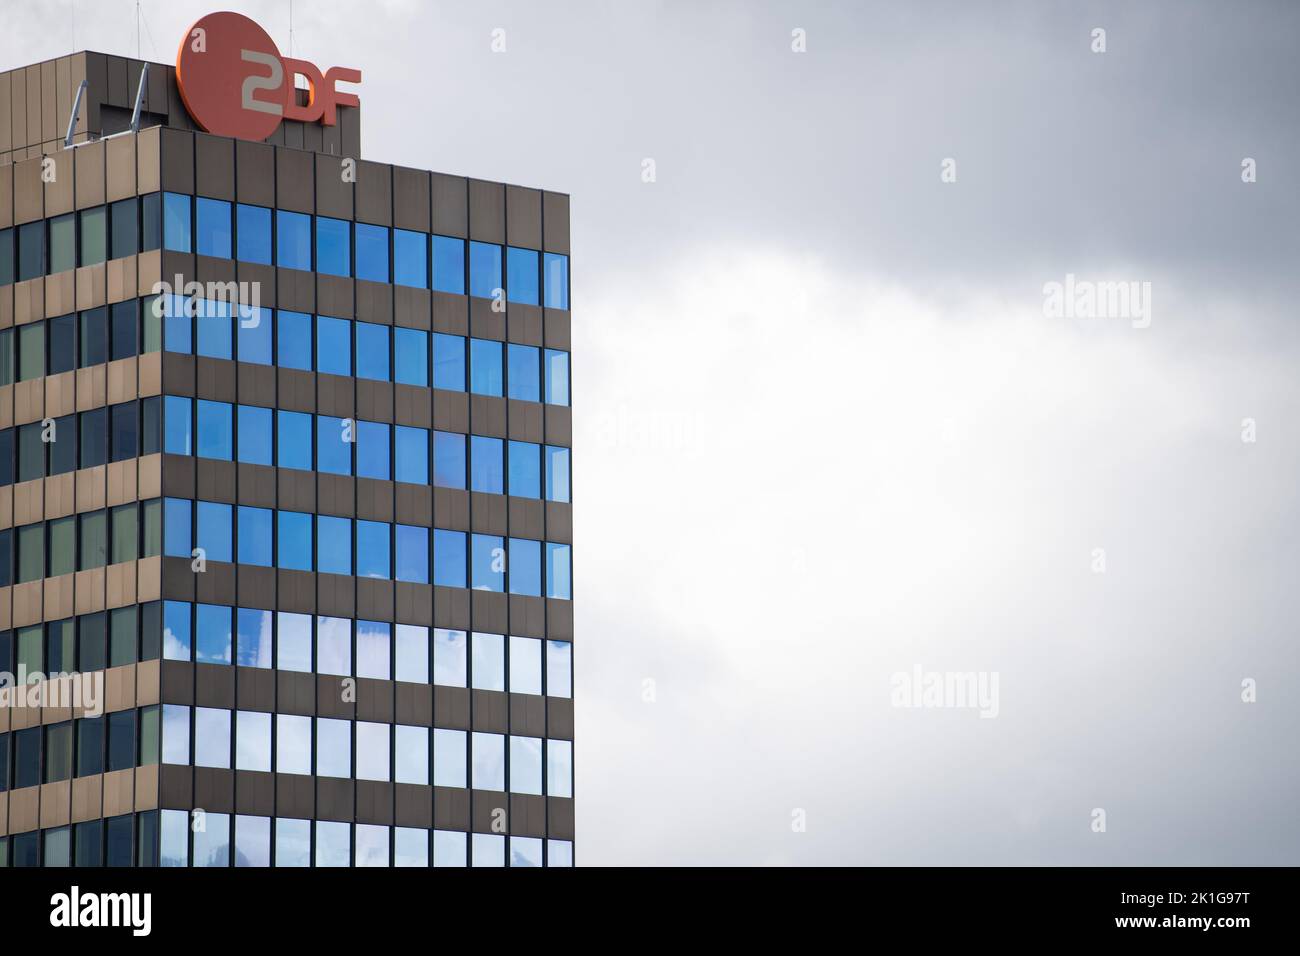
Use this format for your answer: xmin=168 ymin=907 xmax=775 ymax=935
xmin=357 ymin=620 xmax=390 ymax=679
xmin=161 ymin=704 xmax=190 ymax=764
xmin=395 ymin=828 xmax=428 ymax=868
xmin=0 ymin=328 xmax=14 ymax=387
xmin=108 ymin=710 xmax=137 ymax=771
xmin=110 ymin=503 xmax=138 ymax=564
xmin=433 ymin=628 xmax=467 ymax=686
xmin=545 ymin=349 xmax=570 ymax=405
xmin=14 ymin=727 xmax=40 ymax=788
xmin=356 ymin=722 xmax=390 ymax=781
xmin=18 ymin=322 xmax=44 ymax=381
xmin=195 ymin=500 xmax=232 ymax=563
xmin=471 ymin=732 xmax=505 ymax=790
xmin=316 ymin=216 xmax=351 ymax=277
xmin=106 ymin=815 xmax=134 ymax=866
xmin=237 ymin=505 xmax=273 ymax=566
xmin=49 ymin=214 xmax=76 ymax=273
xmin=276 ymin=310 xmax=312 ymax=370
xmin=317 ymin=717 xmax=351 ymax=778
xmin=194 ymin=706 xmax=231 ymax=768
xmin=111 ymin=198 xmax=139 ymax=260
xmin=433 ymin=529 xmax=466 ymax=588
xmin=195 ymin=603 xmax=232 ymax=666
xmin=195 ymin=198 xmax=232 ymax=258
xmin=393 ymin=229 xmax=427 ymax=288
xmin=470 ymin=435 xmax=503 ymax=494
xmin=50 ymin=414 xmax=77 ymax=475
xmin=163 ymin=193 xmax=192 ymax=253
xmin=546 ymin=445 xmax=571 ymax=502
xmin=316 ymin=415 xmax=352 ymax=475
xmin=394 ymin=425 xmax=428 ymax=484
xmin=431 ymin=235 xmax=465 ymax=294
xmin=163 ymin=600 xmax=192 ymax=661
xmin=507 ymin=246 xmax=539 ymax=305
xmin=111 ymin=299 xmax=139 ymax=360
xmin=17 ymin=422 xmax=44 ymax=482
xmin=356 ymin=520 xmax=390 ymax=579
xmin=45 ymin=827 xmax=72 ymax=867
xmin=109 ymin=400 xmax=138 ymax=462
xmin=508 ymin=440 xmax=541 ymax=498
xmin=316 ymin=316 xmax=352 ymax=377
xmin=164 ymin=395 xmax=192 ymax=455
xmin=355 ymin=824 xmax=389 ymax=867
xmin=195 ymin=297 xmax=232 ymax=360
xmin=236 ymin=204 xmax=272 ymax=264
xmin=47 ymin=618 xmax=75 ymax=672
xmin=317 ymin=515 xmax=352 ymax=575
xmin=355 ymin=223 xmax=389 ymax=283
xmin=395 ymin=524 xmax=429 ymax=583
xmin=507 ymin=343 xmax=540 ymax=401
xmin=78 ymin=717 xmax=106 ymax=778
xmin=276 ymin=210 xmax=311 ymax=270
xmin=237 ymin=404 xmax=273 ymax=465
xmin=75 ymin=820 xmax=104 ymax=867
xmin=162 ymin=293 xmax=191 ymax=353
xmin=434 ymin=830 xmax=467 ymax=867
xmin=80 ymin=206 xmax=107 ymax=266
xmin=110 ymin=605 xmax=138 ymax=666
xmin=433 ymin=728 xmax=467 ymax=788
xmin=80 ymin=305 xmax=109 ymax=366
xmin=548 ymin=739 xmax=573 ymax=797
xmin=356 ymin=420 xmax=390 ymax=479
xmin=395 ymin=725 xmax=428 ymax=785
xmin=16 ymin=523 xmax=43 ymax=583
xmin=356 ymin=321 xmax=389 ymax=381
xmin=471 ymin=633 xmax=505 ymax=691
xmin=433 ymin=333 xmax=465 ymax=390
xmin=48 ymin=516 xmax=75 ymax=576
xmin=469 ymin=338 xmax=503 ymax=396
xmin=18 ymin=221 xmax=45 ymax=281
xmin=395 ymin=623 xmax=429 ymax=683
xmin=276 ymin=818 xmax=311 ymax=867
xmin=277 ymin=511 xmax=312 ymax=571
xmin=46 ymin=313 xmax=76 ymax=374
xmin=276 ymin=713 xmax=312 ymax=774
xmin=277 ymin=409 xmax=312 ymax=470
xmin=544 ymin=252 xmax=570 ymax=309
xmin=316 ymin=821 xmax=350 ymax=867
xmin=192 ymin=812 xmax=230 ymax=867
xmin=235 ymin=815 xmax=271 ymax=867
xmin=510 ymin=735 xmax=543 ymax=795
xmin=196 ymin=399 xmax=233 ymax=460
xmin=471 ymin=533 xmax=505 ymax=592
xmin=236 ymin=608 xmax=272 ymax=668
xmin=512 ymin=836 xmax=544 ymax=868
xmin=469 ymin=241 xmax=502 ymax=299
xmin=431 ymin=434 xmax=467 ymax=494
xmin=394 ymin=327 xmax=428 ymax=386
xmin=141 ymin=192 xmax=162 ymax=252
xmin=509 ymin=636 xmax=542 ymax=694
xmin=548 ymin=542 xmax=572 ymax=599
xmin=235 ymin=711 xmax=271 ymax=772
xmin=0 ymin=228 xmax=12 ymax=286
xmin=45 ymin=721 xmax=73 ymax=783
xmin=237 ymin=305 xmax=272 ymax=364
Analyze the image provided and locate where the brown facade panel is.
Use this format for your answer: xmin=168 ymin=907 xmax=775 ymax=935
xmin=543 ymin=191 xmax=571 ymax=255
xmin=506 ymin=185 xmax=543 ymax=250
xmin=431 ymin=173 xmax=467 ymax=238
xmin=355 ymin=160 xmax=392 ymax=225
xmin=194 ymin=132 xmax=235 ymax=200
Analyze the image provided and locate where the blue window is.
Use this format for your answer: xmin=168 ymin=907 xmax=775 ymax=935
xmin=196 ymin=501 xmax=232 ymax=563
xmin=355 ymin=223 xmax=389 ymax=283
xmin=507 ymin=247 xmax=539 ymax=305
xmin=509 ymin=537 xmax=542 ymax=597
xmin=433 ymin=333 xmax=465 ymax=391
xmin=317 ymin=516 xmax=352 ymax=575
xmin=470 ymin=436 xmax=504 ymax=494
xmin=163 ymin=193 xmax=191 ymax=253
xmin=237 ymin=305 xmax=272 ymax=364
xmin=195 ymin=298 xmax=232 ymax=360
xmin=396 ymin=525 xmax=429 ymax=583
xmin=394 ymin=328 xmax=428 ymax=386
xmin=277 ymin=410 xmax=313 ymax=470
xmin=545 ymin=446 xmax=570 ymax=502
xmin=356 ymin=521 xmax=390 ymax=579
xmin=469 ymin=339 xmax=503 ymax=396
xmin=276 ymin=311 xmax=312 ymax=370
xmin=316 ymin=316 xmax=352 ymax=377
xmin=432 ymin=431 xmax=465 ymax=489
xmin=547 ymin=542 xmax=572 ymax=599
xmin=236 ymin=204 xmax=272 ymax=265
xmin=394 ymin=426 xmax=428 ymax=484
xmin=433 ymin=529 xmax=466 ymax=588
xmin=163 ymin=600 xmax=192 ymax=661
xmin=195 ymin=198 xmax=232 ymax=259
xmin=162 ymin=294 xmax=192 ymax=354
xmin=508 ymin=441 xmax=540 ymax=498
xmin=507 ymin=344 xmax=540 ymax=402
xmin=544 ymin=253 xmax=570 ymax=310
xmin=469 ymin=241 xmax=502 ymax=299
xmin=195 ymin=603 xmax=232 ymax=665
xmin=235 ymin=506 xmax=271 ymax=567
xmin=316 ymin=416 xmax=352 ymax=475
xmin=471 ymin=534 xmax=505 ymax=592
xmin=277 ymin=511 xmax=313 ymax=571
xmin=163 ymin=498 xmax=192 ymax=557
xmin=237 ymin=405 xmax=272 ymax=465
xmin=196 ymin=400 xmax=233 ymax=460
xmin=431 ymin=236 xmax=465 ymax=295
xmin=164 ymin=396 xmax=192 ymax=455
xmin=316 ymin=217 xmax=350 ymax=277
xmin=544 ymin=349 xmax=570 ymax=406
xmin=393 ymin=230 xmax=427 ymax=288
xmin=277 ymin=211 xmax=311 ymax=270
xmin=236 ymin=608 xmax=273 ymax=668
xmin=356 ymin=420 xmax=390 ymax=480
xmin=355 ymin=322 xmax=389 ymax=381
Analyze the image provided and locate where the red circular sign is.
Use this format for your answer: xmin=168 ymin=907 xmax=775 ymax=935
xmin=176 ymin=12 xmax=286 ymax=141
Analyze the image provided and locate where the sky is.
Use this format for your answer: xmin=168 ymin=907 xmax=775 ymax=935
xmin=5 ymin=0 xmax=1297 ymax=865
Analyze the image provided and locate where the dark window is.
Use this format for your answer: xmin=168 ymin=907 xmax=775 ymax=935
xmin=111 ymin=299 xmax=139 ymax=360
xmin=78 ymin=612 xmax=107 ymax=672
xmin=107 ymin=710 xmax=137 ymax=771
xmin=16 ymin=422 xmax=44 ymax=483
xmin=106 ymin=814 xmax=134 ymax=866
xmin=46 ymin=619 xmax=74 ymax=672
xmin=111 ymin=401 xmax=138 ymax=462
xmin=0 ymin=327 xmax=13 ymax=385
xmin=49 ymin=414 xmax=76 ymax=475
xmin=0 ymin=528 xmax=11 ymax=587
xmin=11 ymin=831 xmax=38 ymax=867
xmin=45 ymin=722 xmax=73 ymax=783
xmin=141 ymin=396 xmax=162 ymax=455
xmin=79 ymin=407 xmax=107 ymax=468
xmin=0 ymin=428 xmax=14 ymax=487
xmin=75 ymin=819 xmax=104 ymax=866
xmin=0 ymin=228 xmax=13 ymax=285
xmin=80 ymin=207 xmax=107 ymax=266
xmin=0 ymin=732 xmax=9 ymax=791
xmin=17 ymin=221 xmax=44 ymax=281
xmin=80 ymin=306 xmax=108 ymax=367
xmin=140 ymin=601 xmax=162 ymax=661
xmin=48 ymin=313 xmax=77 ymax=375
xmin=49 ymin=213 xmax=76 ymax=274
xmin=137 ymin=810 xmax=159 ymax=867
xmin=141 ymin=193 xmax=162 ymax=252
xmin=14 ymin=726 xmax=41 ymax=789
xmin=77 ymin=716 xmax=105 ymax=777
xmin=111 ymin=197 xmax=139 ymax=260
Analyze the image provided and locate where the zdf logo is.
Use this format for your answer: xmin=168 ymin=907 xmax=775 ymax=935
xmin=176 ymin=11 xmax=360 ymax=141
